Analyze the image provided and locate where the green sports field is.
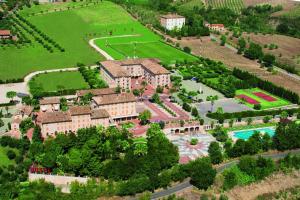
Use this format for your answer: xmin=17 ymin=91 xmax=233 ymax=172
xmin=0 ymin=1 xmax=196 ymax=81
xmin=235 ymin=88 xmax=291 ymax=110
xmin=95 ymin=37 xmax=197 ymax=63
xmin=29 ymin=71 xmax=89 ymax=92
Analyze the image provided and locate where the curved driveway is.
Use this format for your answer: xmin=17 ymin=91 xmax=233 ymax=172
xmin=144 ymin=149 xmax=300 ymax=200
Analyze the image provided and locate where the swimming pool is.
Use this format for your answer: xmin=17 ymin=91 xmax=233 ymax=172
xmin=233 ymin=127 xmax=275 ymax=140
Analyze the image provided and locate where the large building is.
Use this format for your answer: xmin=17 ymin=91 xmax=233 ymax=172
xmin=160 ymin=14 xmax=185 ymax=31
xmin=39 ymin=97 xmax=60 ymax=112
xmin=37 ymin=105 xmax=110 ymax=138
xmin=92 ymin=92 xmax=137 ymax=121
xmin=100 ymin=58 xmax=170 ymax=89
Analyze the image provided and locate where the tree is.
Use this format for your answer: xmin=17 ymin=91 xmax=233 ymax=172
xmin=183 ymin=46 xmax=191 ymax=53
xmin=237 ymin=37 xmax=246 ymax=53
xmin=7 ymin=150 xmax=16 ymax=160
xmin=262 ymin=54 xmax=276 ymax=67
xmin=0 ymin=119 xmax=4 ymax=128
xmin=151 ymin=93 xmax=161 ymax=104
xmin=6 ymin=91 xmax=17 ymax=102
xmin=246 ymin=117 xmax=253 ymax=125
xmin=19 ymin=118 xmax=34 ymax=135
xmin=206 ymin=95 xmax=218 ymax=112
xmin=133 ymin=89 xmax=140 ymax=97
xmin=156 ymin=85 xmax=163 ymax=93
xmin=60 ymin=97 xmax=68 ymax=111
xmin=32 ymin=126 xmax=43 ymax=143
xmin=208 ymin=142 xmax=223 ymax=164
xmin=244 ymin=42 xmax=263 ymax=60
xmin=190 ymin=158 xmax=216 ymax=190
xmin=182 ymin=103 xmax=191 ymax=112
xmin=220 ymin=35 xmax=227 ymax=46
xmin=138 ymin=110 xmax=152 ymax=125
xmin=212 ymin=126 xmax=228 ymax=142
xmin=223 ymin=171 xmax=238 ymax=190
xmin=191 ymin=107 xmax=199 ymax=117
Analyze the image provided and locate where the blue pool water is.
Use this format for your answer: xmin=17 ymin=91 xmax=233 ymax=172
xmin=233 ymin=127 xmax=275 ymax=140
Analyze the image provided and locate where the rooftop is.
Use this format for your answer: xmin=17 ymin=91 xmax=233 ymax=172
xmin=0 ymin=30 xmax=11 ymax=36
xmin=101 ymin=58 xmax=169 ymax=77
xmin=76 ymin=88 xmax=117 ymax=97
xmin=161 ymin=14 xmax=185 ymax=19
xmin=38 ymin=111 xmax=72 ymax=124
xmin=39 ymin=97 xmax=60 ymax=105
xmin=91 ymin=109 xmax=110 ymax=119
xmin=69 ymin=105 xmax=91 ymax=116
xmin=93 ymin=92 xmax=136 ymax=105
xmin=101 ymin=60 xmax=130 ymax=78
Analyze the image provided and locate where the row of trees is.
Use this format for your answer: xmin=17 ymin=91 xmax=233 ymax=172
xmin=78 ymin=64 xmax=107 ymax=89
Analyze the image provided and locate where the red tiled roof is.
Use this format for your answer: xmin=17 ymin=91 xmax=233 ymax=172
xmin=92 ymin=93 xmax=136 ymax=106
xmin=69 ymin=105 xmax=91 ymax=116
xmin=0 ymin=30 xmax=11 ymax=36
xmin=76 ymin=88 xmax=116 ymax=97
xmin=39 ymin=97 xmax=60 ymax=105
xmin=161 ymin=14 xmax=185 ymax=19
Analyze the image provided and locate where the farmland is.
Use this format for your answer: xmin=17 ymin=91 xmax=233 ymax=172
xmin=235 ymin=88 xmax=291 ymax=109
xmin=0 ymin=1 xmax=196 ymax=81
xmin=29 ymin=71 xmax=89 ymax=93
xmin=206 ymin=0 xmax=244 ymax=13
xmin=171 ymin=36 xmax=300 ymax=96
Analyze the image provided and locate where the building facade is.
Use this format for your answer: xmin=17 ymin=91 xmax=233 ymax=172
xmin=160 ymin=14 xmax=185 ymax=30
xmin=37 ymin=105 xmax=110 ymax=138
xmin=92 ymin=93 xmax=137 ymax=121
xmin=100 ymin=58 xmax=170 ymax=89
xmin=204 ymin=23 xmax=225 ymax=32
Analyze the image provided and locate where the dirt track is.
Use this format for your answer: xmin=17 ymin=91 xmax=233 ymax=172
xmin=174 ymin=36 xmax=300 ymax=96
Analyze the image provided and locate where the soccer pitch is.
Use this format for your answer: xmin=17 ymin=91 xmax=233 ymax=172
xmin=95 ymin=38 xmax=198 ymax=64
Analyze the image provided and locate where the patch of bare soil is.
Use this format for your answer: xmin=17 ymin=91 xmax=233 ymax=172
xmin=243 ymin=0 xmax=297 ymax=10
xmin=226 ymin=170 xmax=300 ymax=200
xmin=240 ymin=33 xmax=300 ymax=71
xmin=174 ymin=36 xmax=300 ymax=96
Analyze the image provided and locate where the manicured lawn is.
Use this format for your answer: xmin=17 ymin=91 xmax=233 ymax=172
xmin=1 ymin=1 xmax=194 ymax=80
xmin=0 ymin=146 xmax=17 ymax=167
xmin=95 ymin=34 xmax=197 ymax=64
xmin=235 ymin=88 xmax=291 ymax=109
xmin=30 ymin=71 xmax=89 ymax=92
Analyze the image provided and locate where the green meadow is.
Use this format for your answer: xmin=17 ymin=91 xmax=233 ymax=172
xmin=0 ymin=1 xmax=196 ymax=81
xmin=29 ymin=71 xmax=89 ymax=92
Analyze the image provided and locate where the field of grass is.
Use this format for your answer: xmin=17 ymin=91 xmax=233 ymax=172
xmin=206 ymin=0 xmax=244 ymax=13
xmin=235 ymin=88 xmax=291 ymax=110
xmin=0 ymin=146 xmax=18 ymax=167
xmin=0 ymin=1 xmax=194 ymax=81
xmin=282 ymin=5 xmax=300 ymax=18
xmin=95 ymin=37 xmax=197 ymax=63
xmin=30 ymin=71 xmax=89 ymax=92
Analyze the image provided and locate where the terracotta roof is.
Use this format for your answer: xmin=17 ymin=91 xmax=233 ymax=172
xmin=39 ymin=112 xmax=72 ymax=124
xmin=76 ymin=88 xmax=117 ymax=97
xmin=101 ymin=58 xmax=169 ymax=76
xmin=209 ymin=24 xmax=224 ymax=28
xmin=93 ymin=93 xmax=136 ymax=105
xmin=161 ymin=14 xmax=185 ymax=19
xmin=139 ymin=59 xmax=170 ymax=75
xmin=101 ymin=61 xmax=130 ymax=78
xmin=39 ymin=97 xmax=60 ymax=105
xmin=18 ymin=105 xmax=33 ymax=116
xmin=0 ymin=30 xmax=11 ymax=36
xmin=91 ymin=109 xmax=110 ymax=119
xmin=69 ymin=105 xmax=91 ymax=116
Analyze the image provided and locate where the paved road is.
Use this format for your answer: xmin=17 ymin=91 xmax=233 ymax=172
xmin=144 ymin=149 xmax=300 ymax=200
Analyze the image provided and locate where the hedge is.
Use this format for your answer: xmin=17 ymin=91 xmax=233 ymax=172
xmin=207 ymin=108 xmax=299 ymax=120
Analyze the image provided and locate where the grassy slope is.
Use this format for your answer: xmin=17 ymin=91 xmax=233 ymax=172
xmin=0 ymin=1 xmax=139 ymax=80
xmin=0 ymin=146 xmax=17 ymax=167
xmin=235 ymin=88 xmax=291 ymax=109
xmin=30 ymin=71 xmax=89 ymax=92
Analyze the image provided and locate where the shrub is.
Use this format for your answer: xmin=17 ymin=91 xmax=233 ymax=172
xmin=7 ymin=150 xmax=16 ymax=160
xmin=190 ymin=138 xmax=198 ymax=145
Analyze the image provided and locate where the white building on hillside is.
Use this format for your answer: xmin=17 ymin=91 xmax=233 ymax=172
xmin=160 ymin=14 xmax=185 ymax=31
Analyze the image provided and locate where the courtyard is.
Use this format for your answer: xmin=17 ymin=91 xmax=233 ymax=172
xmin=166 ymin=133 xmax=216 ymax=164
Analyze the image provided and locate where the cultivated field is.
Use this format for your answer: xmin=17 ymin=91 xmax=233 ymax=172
xmin=235 ymin=88 xmax=291 ymax=109
xmin=206 ymin=0 xmax=244 ymax=13
xmin=173 ymin=36 xmax=300 ymax=96
xmin=231 ymin=33 xmax=300 ymax=71
xmin=29 ymin=71 xmax=89 ymax=92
